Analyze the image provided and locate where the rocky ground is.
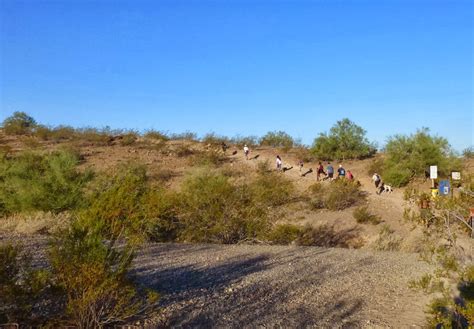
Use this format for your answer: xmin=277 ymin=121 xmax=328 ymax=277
xmin=134 ymin=243 xmax=433 ymax=328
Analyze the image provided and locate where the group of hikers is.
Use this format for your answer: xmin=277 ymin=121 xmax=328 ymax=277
xmin=242 ymin=144 xmax=355 ymax=181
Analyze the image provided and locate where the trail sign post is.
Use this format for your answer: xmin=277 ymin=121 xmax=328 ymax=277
xmin=430 ymin=166 xmax=438 ymax=188
xmin=452 ymin=172 xmax=461 ymax=180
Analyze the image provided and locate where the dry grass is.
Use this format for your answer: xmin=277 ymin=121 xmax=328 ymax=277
xmin=0 ymin=211 xmax=72 ymax=235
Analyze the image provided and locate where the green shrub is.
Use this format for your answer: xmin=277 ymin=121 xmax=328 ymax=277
xmin=259 ymin=131 xmax=295 ymax=150
xmin=49 ymin=224 xmax=158 ymax=328
xmin=0 ymin=243 xmax=51 ymax=324
xmin=2 ymin=111 xmax=37 ymax=135
xmin=229 ymin=135 xmax=259 ymax=147
xmin=142 ymin=189 xmax=181 ymax=242
xmin=176 ymin=171 xmax=269 ymax=243
xmin=383 ymin=128 xmax=461 ymax=187
xmin=250 ymin=170 xmax=295 ymax=207
xmin=78 ymin=164 xmax=150 ymax=244
xmin=309 ymin=179 xmax=365 ymax=211
xmin=267 ymin=224 xmax=301 ymax=244
xmin=353 ymin=206 xmax=381 ymax=225
xmin=367 ymin=157 xmax=384 ymax=176
xmin=202 ymin=132 xmax=230 ymax=146
xmin=0 ymin=150 xmax=91 ymax=215
xmin=144 ymin=129 xmax=169 ymax=141
xmin=311 ymin=118 xmax=376 ymax=160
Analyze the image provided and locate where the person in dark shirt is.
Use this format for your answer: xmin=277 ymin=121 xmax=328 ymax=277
xmin=337 ymin=164 xmax=346 ymax=178
xmin=317 ymin=162 xmax=326 ymax=181
xmin=326 ymin=162 xmax=334 ymax=180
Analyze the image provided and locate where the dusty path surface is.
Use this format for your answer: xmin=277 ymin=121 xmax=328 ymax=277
xmin=136 ymin=243 xmax=432 ymax=328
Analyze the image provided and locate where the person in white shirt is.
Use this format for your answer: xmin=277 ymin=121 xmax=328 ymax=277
xmin=372 ymin=173 xmax=381 ymax=188
xmin=276 ymin=155 xmax=282 ymax=171
xmin=243 ymin=145 xmax=250 ymax=160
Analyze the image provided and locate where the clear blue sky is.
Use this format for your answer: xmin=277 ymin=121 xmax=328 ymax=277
xmin=1 ymin=0 xmax=472 ymax=151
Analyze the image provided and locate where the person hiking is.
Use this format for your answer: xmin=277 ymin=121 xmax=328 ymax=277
xmin=347 ymin=170 xmax=354 ymax=180
xmin=372 ymin=173 xmax=381 ymax=188
xmin=326 ymin=162 xmax=334 ymax=180
xmin=221 ymin=141 xmax=228 ymax=153
xmin=298 ymin=160 xmax=304 ymax=172
xmin=317 ymin=161 xmax=326 ymax=181
xmin=243 ymin=145 xmax=250 ymax=160
xmin=276 ymin=155 xmax=283 ymax=171
xmin=337 ymin=164 xmax=346 ymax=178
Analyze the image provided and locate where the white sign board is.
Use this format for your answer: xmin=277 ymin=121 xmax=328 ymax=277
xmin=430 ymin=166 xmax=438 ymax=179
xmin=452 ymin=172 xmax=461 ymax=180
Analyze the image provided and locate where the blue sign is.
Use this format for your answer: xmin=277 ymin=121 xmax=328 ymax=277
xmin=439 ymin=180 xmax=450 ymax=196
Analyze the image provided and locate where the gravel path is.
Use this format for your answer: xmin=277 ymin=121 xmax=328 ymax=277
xmin=134 ymin=243 xmax=432 ymax=328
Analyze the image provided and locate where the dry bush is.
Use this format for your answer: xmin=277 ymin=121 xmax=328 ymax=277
xmin=2 ymin=112 xmax=36 ymax=135
xmin=267 ymin=224 xmax=301 ymax=245
xmin=144 ymin=129 xmax=169 ymax=141
xmin=353 ymin=206 xmax=381 ymax=225
xmin=190 ymin=149 xmax=227 ymax=167
xmin=175 ymin=144 xmax=195 ymax=157
xmin=309 ymin=179 xmax=366 ymax=211
xmin=119 ymin=131 xmax=139 ymax=146
xmin=0 ymin=211 xmax=72 ymax=235
xmin=371 ymin=225 xmax=402 ymax=251
xmin=202 ymin=132 xmax=230 ymax=146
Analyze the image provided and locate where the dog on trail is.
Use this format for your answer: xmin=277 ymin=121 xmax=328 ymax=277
xmin=384 ymin=184 xmax=393 ymax=193
xmin=232 ymin=150 xmax=238 ymax=156
xmin=251 ymin=154 xmax=260 ymax=160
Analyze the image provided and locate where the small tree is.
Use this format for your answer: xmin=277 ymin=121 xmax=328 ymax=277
xmin=383 ymin=128 xmax=461 ymax=187
xmin=259 ymin=131 xmax=295 ymax=150
xmin=2 ymin=111 xmax=37 ymax=135
xmin=311 ymin=118 xmax=376 ymax=160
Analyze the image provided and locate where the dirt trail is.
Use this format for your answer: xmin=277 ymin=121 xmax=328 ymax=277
xmin=228 ymin=147 xmax=416 ymax=248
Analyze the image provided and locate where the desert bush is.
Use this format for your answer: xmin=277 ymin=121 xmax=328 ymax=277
xmin=176 ymin=171 xmax=269 ymax=243
xmin=353 ymin=206 xmax=381 ymax=225
xmin=144 ymin=129 xmax=169 ymax=141
xmin=78 ymin=164 xmax=150 ymax=244
xmin=229 ymin=135 xmax=259 ymax=147
xmin=21 ymin=136 xmax=41 ymax=148
xmin=75 ymin=127 xmax=113 ymax=145
xmin=142 ymin=189 xmax=181 ymax=242
xmin=2 ymin=111 xmax=37 ymax=135
xmin=175 ymin=144 xmax=195 ymax=157
xmin=367 ymin=157 xmax=384 ymax=176
xmin=309 ymin=179 xmax=365 ymax=211
xmin=0 ymin=150 xmax=92 ymax=215
xmin=383 ymin=128 xmax=461 ymax=187
xmin=462 ymin=146 xmax=474 ymax=158
xmin=191 ymin=149 xmax=227 ymax=167
xmin=311 ymin=118 xmax=376 ymax=160
xmin=202 ymin=132 xmax=230 ymax=146
xmin=0 ymin=243 xmax=52 ymax=324
xmin=49 ymin=224 xmax=158 ymax=328
xmin=371 ymin=225 xmax=402 ymax=251
xmin=259 ymin=131 xmax=295 ymax=150
xmin=292 ymin=146 xmax=314 ymax=162
xmin=267 ymin=224 xmax=301 ymax=244
xmin=34 ymin=125 xmax=53 ymax=140
xmin=119 ymin=131 xmax=139 ymax=146
xmin=169 ymin=131 xmax=197 ymax=141
xmin=250 ymin=170 xmax=295 ymax=207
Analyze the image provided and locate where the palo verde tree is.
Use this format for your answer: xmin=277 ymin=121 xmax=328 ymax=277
xmin=383 ymin=128 xmax=461 ymax=187
xmin=1 ymin=111 xmax=37 ymax=135
xmin=311 ymin=118 xmax=376 ymax=160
